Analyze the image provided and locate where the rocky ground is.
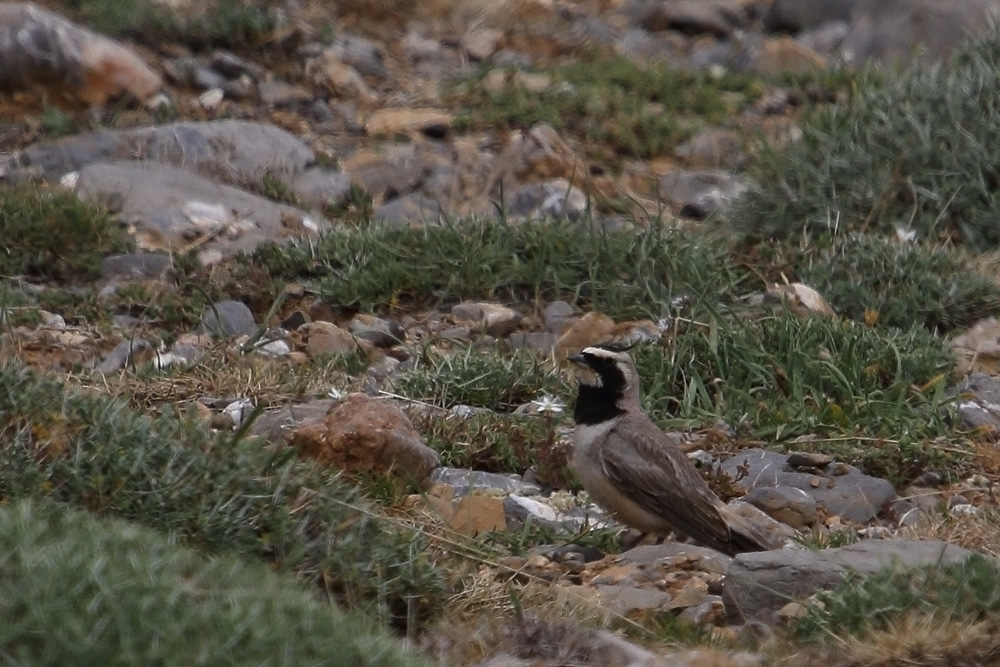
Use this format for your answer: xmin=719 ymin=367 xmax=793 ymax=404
xmin=6 ymin=0 xmax=1000 ymax=665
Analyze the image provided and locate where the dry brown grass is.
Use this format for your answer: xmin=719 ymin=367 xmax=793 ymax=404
xmin=782 ymin=615 xmax=1000 ymax=667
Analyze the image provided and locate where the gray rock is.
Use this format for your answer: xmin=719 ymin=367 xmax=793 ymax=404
xmin=76 ymin=161 xmax=324 ymax=257
xmin=10 ymin=120 xmax=314 ymax=188
xmin=543 ymin=300 xmax=577 ymax=334
xmin=348 ymin=315 xmax=405 ymax=348
xmin=658 ymin=170 xmax=746 ymax=220
xmin=507 ymin=178 xmax=588 ymax=221
xmin=724 ymin=540 xmax=979 ymax=623
xmin=764 ymin=0 xmax=859 ymax=32
xmin=743 ymin=486 xmax=818 ymax=529
xmin=451 ymin=302 xmax=522 ymax=337
xmin=100 ymin=253 xmax=171 ymax=280
xmin=250 ymin=399 xmax=336 ymax=444
xmin=508 ymin=331 xmax=558 ymax=354
xmin=504 ymin=494 xmax=583 ymax=533
xmin=200 ymin=300 xmax=256 ymax=337
xmin=96 ymin=338 xmax=151 ymax=373
xmin=596 ymin=584 xmax=672 ymax=615
xmin=675 ymin=128 xmax=745 ymax=168
xmin=626 ymin=0 xmax=746 ymax=37
xmin=431 ymin=467 xmax=542 ymax=497
xmin=257 ymin=80 xmax=313 ymax=107
xmin=953 ymin=373 xmax=1000 ymax=432
xmin=373 ymin=193 xmax=443 ymax=225
xmin=721 ymin=448 xmax=895 ymax=524
xmin=619 ymin=542 xmax=733 ymax=575
xmin=289 ymin=167 xmax=352 ymax=209
xmin=841 ymin=0 xmax=1000 ymax=66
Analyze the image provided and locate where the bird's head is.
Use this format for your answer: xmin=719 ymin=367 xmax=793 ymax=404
xmin=567 ymin=344 xmax=641 ymax=424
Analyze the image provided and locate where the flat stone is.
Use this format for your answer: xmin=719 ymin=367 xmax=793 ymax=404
xmin=724 ymin=539 xmax=980 ymax=624
xmin=431 ymin=467 xmax=542 ymax=497
xmin=74 ymin=161 xmax=324 ymax=257
xmin=365 ymin=108 xmax=453 ymax=138
xmin=743 ymin=486 xmax=818 ymax=529
xmin=100 ymin=253 xmax=172 ymax=280
xmin=721 ymin=448 xmax=895 ymax=524
xmin=595 ymin=584 xmax=672 ymax=615
xmin=12 ymin=120 xmax=314 ymax=187
xmin=618 ymin=542 xmax=732 ymax=575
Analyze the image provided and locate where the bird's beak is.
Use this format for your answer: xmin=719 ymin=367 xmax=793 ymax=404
xmin=568 ymin=354 xmax=587 ymax=367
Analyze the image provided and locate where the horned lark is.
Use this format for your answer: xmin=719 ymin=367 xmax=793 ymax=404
xmin=568 ymin=344 xmax=777 ymax=556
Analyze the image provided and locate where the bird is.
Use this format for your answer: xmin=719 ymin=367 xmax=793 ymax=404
xmin=567 ymin=343 xmax=778 ymax=556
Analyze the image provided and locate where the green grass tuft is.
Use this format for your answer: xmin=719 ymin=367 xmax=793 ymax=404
xmin=56 ymin=0 xmax=279 ymax=50
xmin=246 ymin=218 xmax=751 ymax=319
xmin=450 ymin=54 xmax=760 ymax=160
xmin=0 ymin=499 xmax=430 ymax=666
xmin=634 ymin=312 xmax=960 ymax=481
xmin=0 ymin=362 xmax=444 ymax=630
xmin=797 ymin=234 xmax=1000 ymax=332
xmin=734 ymin=29 xmax=1000 ymax=250
xmin=793 ymin=554 xmax=1000 ymax=642
xmin=0 ymin=185 xmax=132 ymax=283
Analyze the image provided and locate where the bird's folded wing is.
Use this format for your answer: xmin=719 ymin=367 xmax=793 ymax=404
xmin=599 ymin=424 xmax=731 ymax=544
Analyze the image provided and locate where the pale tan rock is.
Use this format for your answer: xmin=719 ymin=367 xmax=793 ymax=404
xmin=451 ymin=302 xmax=522 ymax=337
xmin=307 ymin=52 xmax=377 ymax=105
xmin=555 ymin=312 xmax=616 ymax=359
xmin=365 ymin=108 xmax=453 ymax=138
xmin=751 ymin=37 xmax=827 ymax=75
xmin=300 ymin=321 xmax=356 ymax=358
xmin=0 ymin=2 xmax=162 ymax=106
xmin=766 ymin=282 xmax=836 ymax=318
xmin=952 ymin=317 xmax=1000 ymax=374
xmin=462 ymin=27 xmax=504 ymax=61
xmin=288 ymin=393 xmax=440 ymax=486
xmin=447 ymin=494 xmax=506 ymax=535
xmin=665 ymin=577 xmax=709 ymax=610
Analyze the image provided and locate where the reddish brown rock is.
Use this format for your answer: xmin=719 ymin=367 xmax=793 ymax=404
xmin=0 ymin=3 xmax=161 ymax=106
xmin=288 ymin=393 xmax=440 ymax=486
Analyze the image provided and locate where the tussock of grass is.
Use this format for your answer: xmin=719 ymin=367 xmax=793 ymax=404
xmin=793 ymin=555 xmax=1000 ymax=643
xmin=451 ymin=55 xmax=760 ymax=159
xmin=58 ymin=0 xmax=279 ymax=50
xmin=0 ymin=185 xmax=132 ymax=283
xmin=0 ymin=499 xmax=430 ymax=666
xmin=796 ymin=235 xmax=1000 ymax=332
xmin=454 ymin=56 xmax=762 ymax=158
xmin=0 ymin=362 xmax=444 ymax=629
xmin=248 ymin=219 xmax=750 ymax=319
xmin=735 ymin=29 xmax=1000 ymax=250
xmin=635 ymin=313 xmax=960 ymax=480
xmin=394 ymin=345 xmax=568 ymax=413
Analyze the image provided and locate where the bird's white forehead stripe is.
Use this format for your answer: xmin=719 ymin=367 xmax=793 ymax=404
xmin=582 ymin=346 xmax=624 ymax=359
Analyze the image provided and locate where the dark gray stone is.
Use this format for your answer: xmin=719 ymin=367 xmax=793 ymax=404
xmin=764 ymin=0 xmax=859 ymax=32
xmin=96 ymin=338 xmax=151 ymax=373
xmin=658 ymin=170 xmax=745 ymax=220
xmin=724 ymin=540 xmax=980 ymax=623
xmin=201 ymin=300 xmax=256 ymax=338
xmin=101 ymin=253 xmax=172 ymax=280
xmin=10 ymin=120 xmax=314 ymax=188
xmin=721 ymin=448 xmax=895 ymax=524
